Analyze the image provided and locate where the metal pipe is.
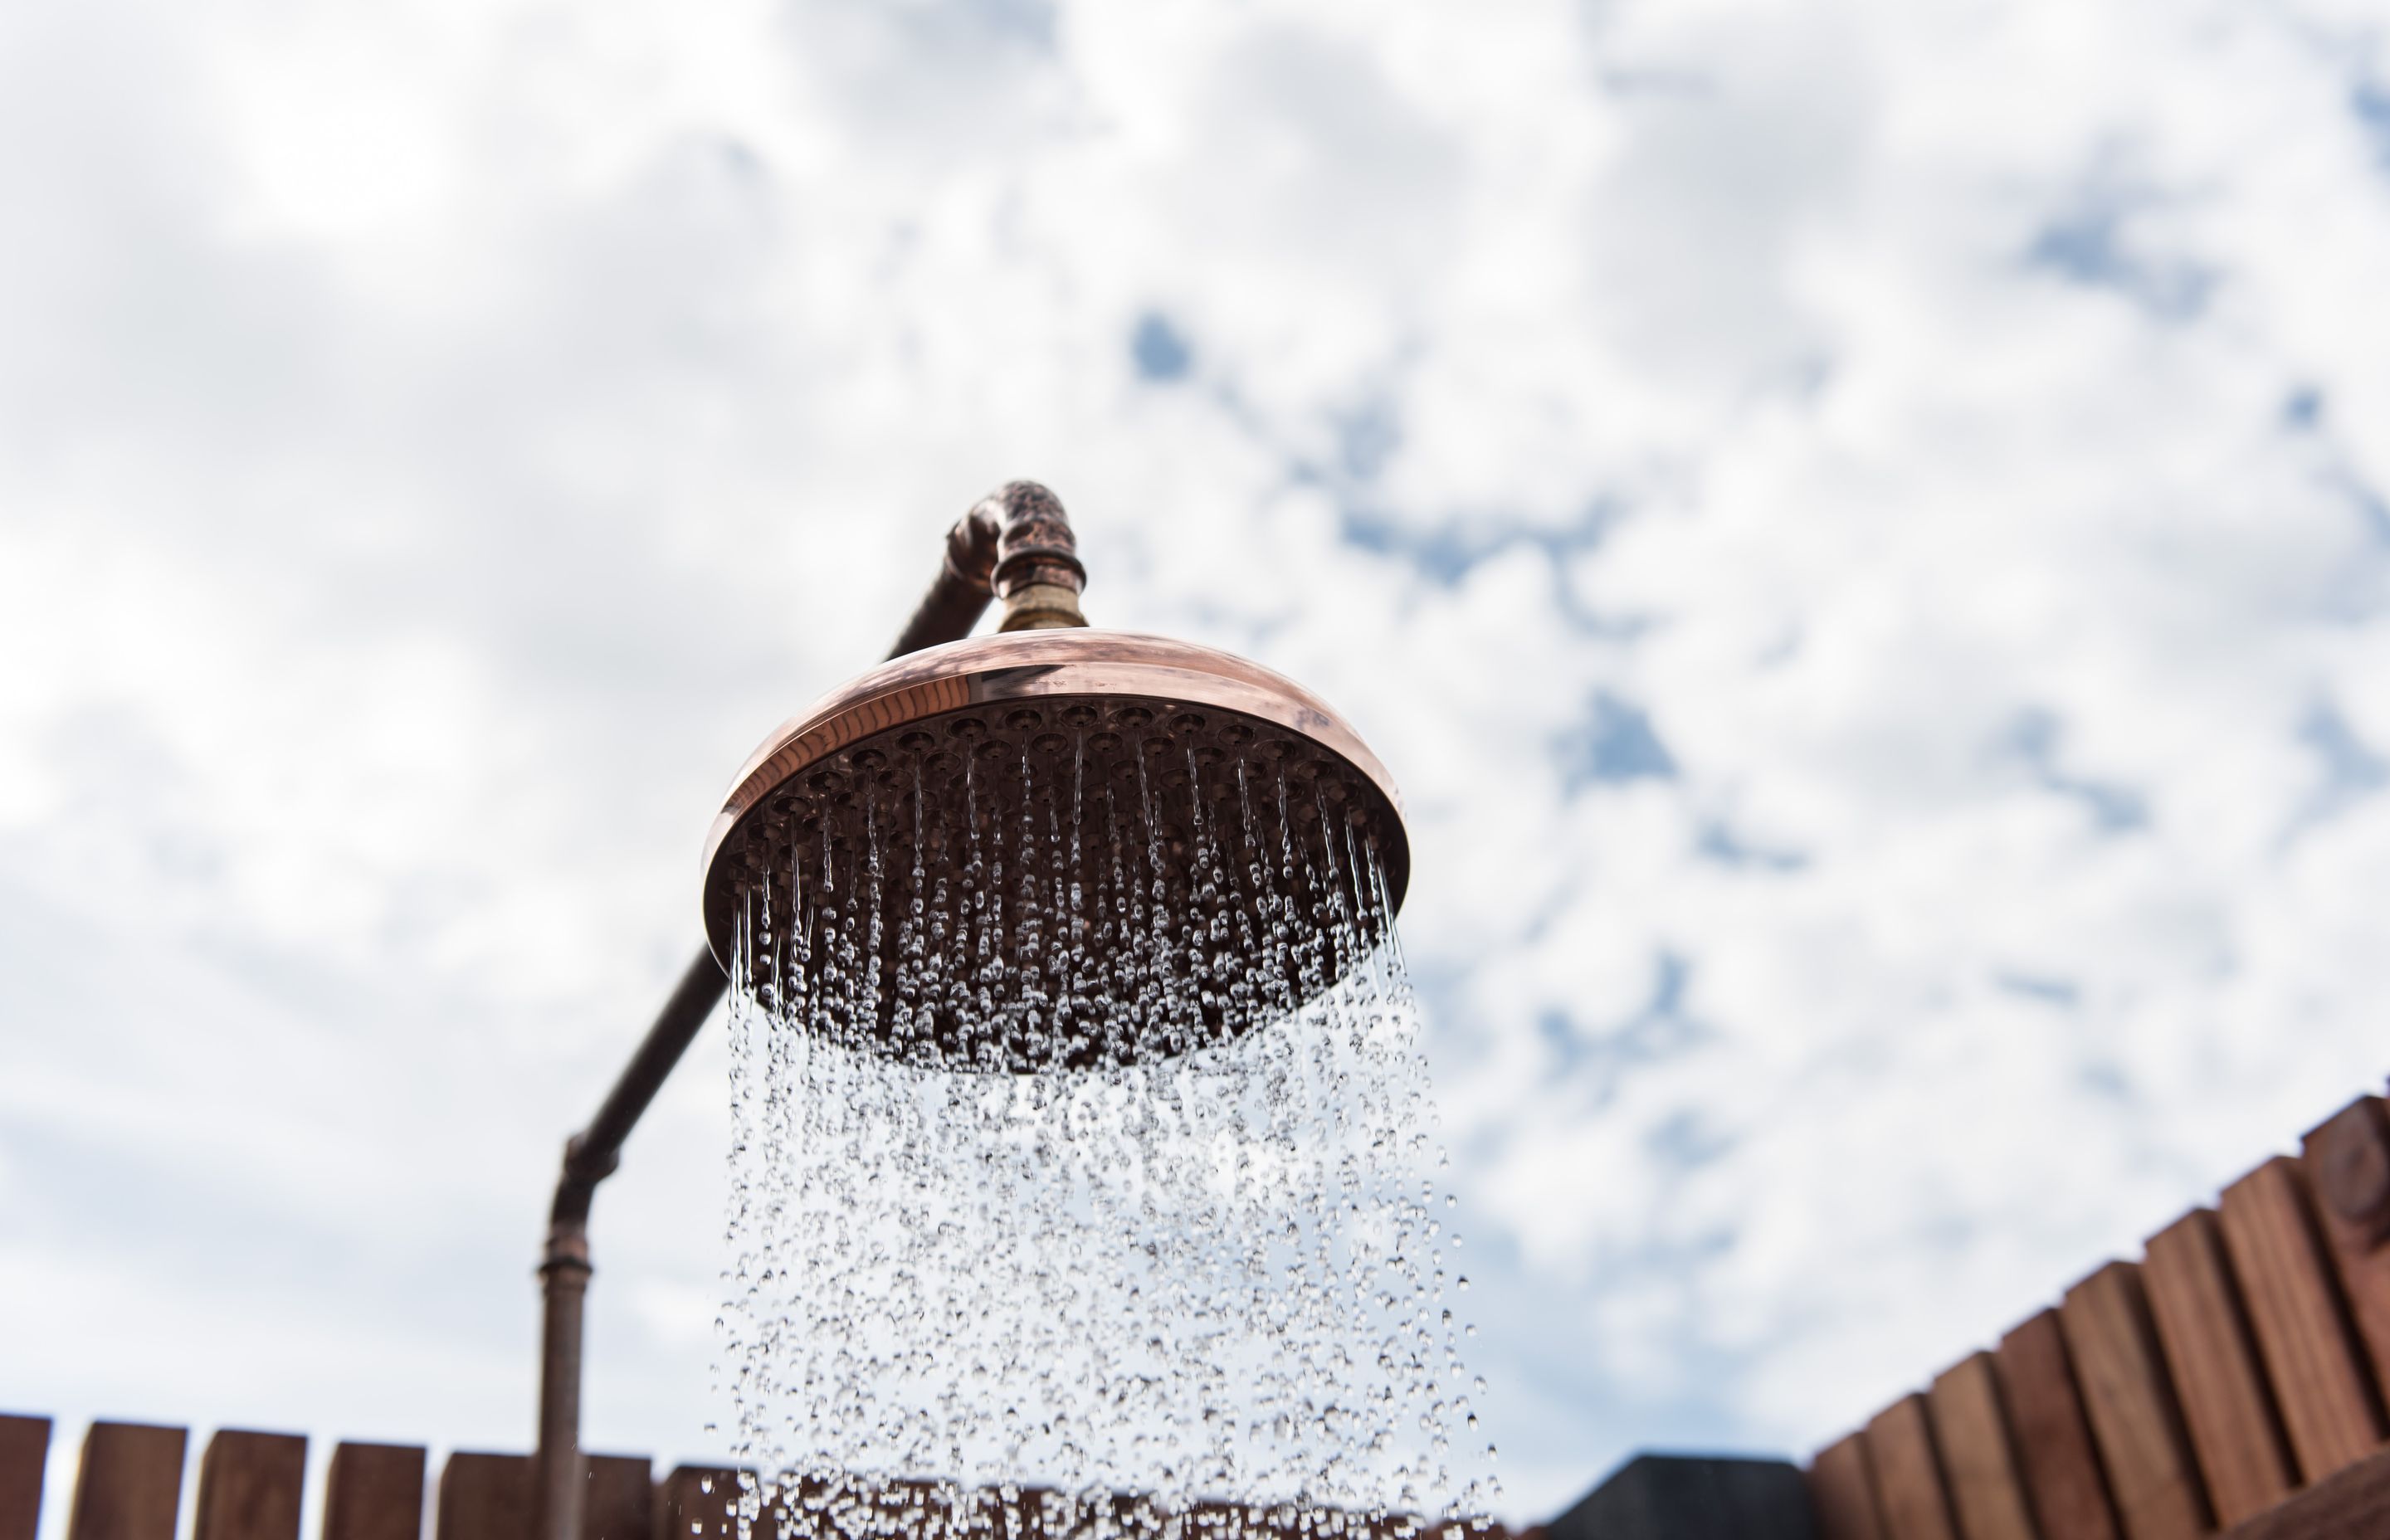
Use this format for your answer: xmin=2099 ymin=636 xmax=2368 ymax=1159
xmin=533 ymin=949 xmax=725 ymax=1540
xmin=886 ymin=497 xmax=1002 ymax=660
xmin=531 ymin=485 xmax=1078 ymax=1540
xmin=985 ymin=480 xmax=1088 ymax=632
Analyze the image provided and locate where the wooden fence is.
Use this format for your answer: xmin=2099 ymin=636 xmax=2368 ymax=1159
xmin=1807 ymin=1086 xmax=2390 ymax=1540
xmin=0 ymin=1416 xmax=824 ymax=1540
xmin=0 ymin=1416 xmax=1522 ymax=1540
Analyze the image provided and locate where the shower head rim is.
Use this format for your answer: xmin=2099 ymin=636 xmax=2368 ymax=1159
xmin=700 ymin=627 xmax=1409 ymax=971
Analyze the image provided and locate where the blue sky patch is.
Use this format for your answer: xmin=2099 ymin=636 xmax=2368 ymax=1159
xmin=2006 ymin=708 xmax=2150 ymax=832
xmin=1338 ymin=498 xmax=1622 ymax=609
xmin=1130 ymin=311 xmax=1193 ymax=383
xmin=2339 ymin=473 xmax=2390 ymax=547
xmin=2356 ymin=80 xmax=2390 ymax=168
xmin=2293 ymin=699 xmax=2388 ymax=836
xmin=1996 ymin=972 xmax=2080 ymax=1008
xmin=1697 ymin=821 xmax=1809 ymax=872
xmin=1558 ymin=691 xmax=1679 ymax=792
xmin=2027 ymin=189 xmax=2217 ymax=322
xmin=1646 ymin=1109 xmax=1734 ymax=1172
xmin=1538 ymin=950 xmax=1702 ymax=1088
xmin=1335 ymin=398 xmax=1402 ymax=481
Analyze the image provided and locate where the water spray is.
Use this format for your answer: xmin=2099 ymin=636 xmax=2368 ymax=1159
xmin=534 ymin=485 xmax=1469 ymax=1540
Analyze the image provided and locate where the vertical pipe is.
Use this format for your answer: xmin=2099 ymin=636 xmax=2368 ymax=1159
xmin=536 ymin=1249 xmax=591 ymax=1540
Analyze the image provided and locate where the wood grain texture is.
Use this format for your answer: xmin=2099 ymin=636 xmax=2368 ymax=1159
xmin=2304 ymin=1099 xmax=2390 ymax=1396
xmin=0 ymin=1416 xmax=50 ymax=1540
xmin=2142 ymin=1208 xmax=2295 ymax=1523
xmin=66 ymin=1422 xmax=187 ymax=1540
xmin=1809 ymin=1435 xmax=1886 ymax=1540
xmin=657 ymin=1467 xmax=776 ymax=1540
xmin=583 ymin=1454 xmax=651 ymax=1540
xmin=2060 ymin=1264 xmax=2209 ymax=1540
xmin=322 ymin=1444 xmax=424 ymax=1540
xmin=2219 ymin=1441 xmax=2390 ymax=1540
xmin=1865 ymin=1394 xmax=1959 ymax=1540
xmin=1995 ymin=1310 xmax=2120 ymax=1540
xmin=1929 ymin=1353 xmax=2037 ymax=1540
xmin=193 ymin=1432 xmax=305 ymax=1540
xmin=435 ymin=1453 xmax=528 ymax=1540
xmin=2218 ymin=1157 xmax=2387 ymax=1483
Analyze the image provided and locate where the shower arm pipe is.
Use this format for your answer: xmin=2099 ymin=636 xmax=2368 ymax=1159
xmin=532 ymin=483 xmax=1085 ymax=1540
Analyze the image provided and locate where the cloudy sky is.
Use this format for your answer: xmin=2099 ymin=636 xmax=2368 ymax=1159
xmin=7 ymin=0 xmax=2390 ymax=1527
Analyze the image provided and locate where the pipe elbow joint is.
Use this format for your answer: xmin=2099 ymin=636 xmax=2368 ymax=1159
xmin=979 ymin=480 xmax=1088 ymax=631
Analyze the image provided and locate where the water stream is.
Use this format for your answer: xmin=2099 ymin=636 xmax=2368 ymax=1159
xmin=717 ymin=729 xmax=1495 ymax=1540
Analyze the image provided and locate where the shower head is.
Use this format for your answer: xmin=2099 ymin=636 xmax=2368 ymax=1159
xmin=700 ymin=628 xmax=1411 ymax=1071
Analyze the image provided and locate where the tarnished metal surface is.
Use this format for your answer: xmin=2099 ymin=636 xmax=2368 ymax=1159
xmin=700 ymin=629 xmax=1409 ymax=1068
xmin=705 ymin=631 xmax=1402 ymax=896
xmin=983 ymin=480 xmax=1087 ymax=631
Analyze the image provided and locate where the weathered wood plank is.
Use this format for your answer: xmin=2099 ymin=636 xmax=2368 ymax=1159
xmin=658 ymin=1466 xmax=776 ymax=1540
xmin=0 ymin=1416 xmax=51 ymax=1540
xmin=404 ymin=1449 xmax=645 ymax=1540
xmin=2220 ymin=1440 xmax=2390 ymax=1540
xmin=1929 ymin=1353 xmax=2036 ymax=1540
xmin=2304 ymin=1099 xmax=2390 ymax=1393
xmin=66 ymin=1421 xmax=188 ymax=1540
xmin=1995 ymin=1309 xmax=2120 ymax=1540
xmin=1865 ymin=1394 xmax=1958 ymax=1540
xmin=435 ymin=1453 xmax=527 ymax=1540
xmin=322 ymin=1443 xmax=425 ymax=1540
xmin=1809 ymin=1434 xmax=1885 ymax=1540
xmin=2219 ymin=1157 xmax=2387 ymax=1483
xmin=193 ymin=1431 xmax=305 ymax=1540
xmin=2142 ymin=1208 xmax=2295 ymax=1523
xmin=583 ymin=1454 xmax=652 ymax=1540
xmin=2060 ymin=1264 xmax=2208 ymax=1540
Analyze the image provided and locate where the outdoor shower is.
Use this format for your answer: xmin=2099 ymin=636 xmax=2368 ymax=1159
xmin=534 ymin=482 xmax=1421 ymax=1540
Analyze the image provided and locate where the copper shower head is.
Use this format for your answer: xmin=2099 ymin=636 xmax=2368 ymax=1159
xmin=700 ymin=629 xmax=1410 ymax=1071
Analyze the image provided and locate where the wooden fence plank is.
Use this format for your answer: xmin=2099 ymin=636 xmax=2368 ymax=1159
xmin=1864 ymin=1394 xmax=1958 ymax=1540
xmin=408 ymin=1450 xmax=645 ymax=1540
xmin=2142 ymin=1208 xmax=2295 ymax=1523
xmin=193 ymin=1431 xmax=305 ymax=1540
xmin=322 ymin=1443 xmax=424 ymax=1540
xmin=1808 ymin=1434 xmax=1885 ymax=1540
xmin=658 ymin=1466 xmax=776 ymax=1540
xmin=2304 ymin=1099 xmax=2390 ymax=1391
xmin=67 ymin=1421 xmax=188 ymax=1540
xmin=2218 ymin=1157 xmax=2387 ymax=1483
xmin=0 ymin=1416 xmax=50 ymax=1540
xmin=2218 ymin=1441 xmax=2390 ymax=1540
xmin=583 ymin=1454 xmax=651 ymax=1540
xmin=1928 ymin=1353 xmax=2036 ymax=1540
xmin=2060 ymin=1264 xmax=2208 ymax=1540
xmin=436 ymin=1454 xmax=527 ymax=1540
xmin=1995 ymin=1310 xmax=2120 ymax=1540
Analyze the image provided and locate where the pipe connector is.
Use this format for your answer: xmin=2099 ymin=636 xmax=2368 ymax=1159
xmin=944 ymin=501 xmax=1003 ymax=596
xmin=979 ymin=480 xmax=1087 ymax=631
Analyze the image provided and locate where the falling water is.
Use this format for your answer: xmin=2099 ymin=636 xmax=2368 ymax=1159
xmin=715 ymin=705 xmax=1495 ymax=1540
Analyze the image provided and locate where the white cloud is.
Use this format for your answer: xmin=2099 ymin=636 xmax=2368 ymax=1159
xmin=6 ymin=0 xmax=2390 ymax=1524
